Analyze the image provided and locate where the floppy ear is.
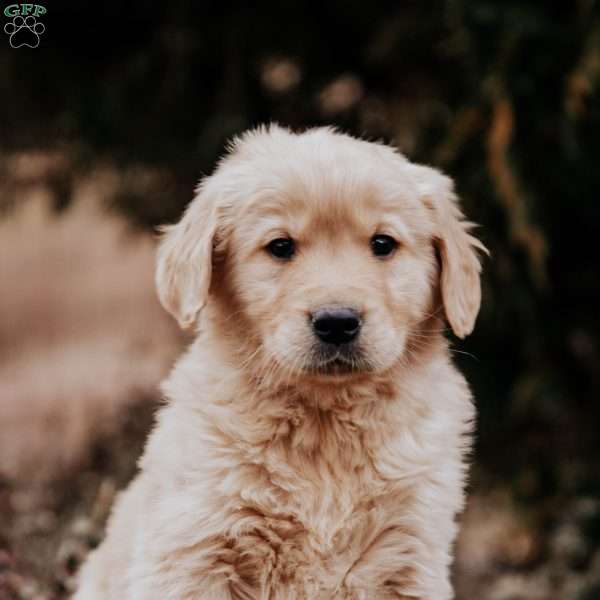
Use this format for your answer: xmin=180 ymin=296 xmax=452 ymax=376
xmin=155 ymin=186 xmax=219 ymax=330
xmin=409 ymin=165 xmax=488 ymax=338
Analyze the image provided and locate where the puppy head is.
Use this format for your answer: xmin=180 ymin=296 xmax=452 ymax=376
xmin=156 ymin=125 xmax=486 ymax=379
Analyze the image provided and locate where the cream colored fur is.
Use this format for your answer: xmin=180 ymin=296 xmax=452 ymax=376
xmin=74 ymin=125 xmax=486 ymax=599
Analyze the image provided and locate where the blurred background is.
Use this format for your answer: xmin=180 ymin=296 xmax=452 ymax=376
xmin=0 ymin=2 xmax=599 ymax=599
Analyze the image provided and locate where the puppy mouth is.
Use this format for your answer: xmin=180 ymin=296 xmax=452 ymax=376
xmin=308 ymin=347 xmax=370 ymax=376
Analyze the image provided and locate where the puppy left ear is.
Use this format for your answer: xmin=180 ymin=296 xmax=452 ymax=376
xmin=155 ymin=186 xmax=219 ymax=330
xmin=409 ymin=164 xmax=488 ymax=338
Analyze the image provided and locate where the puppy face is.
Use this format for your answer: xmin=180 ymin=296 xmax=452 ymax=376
xmin=156 ymin=126 xmax=486 ymax=379
xmin=227 ymin=177 xmax=436 ymax=377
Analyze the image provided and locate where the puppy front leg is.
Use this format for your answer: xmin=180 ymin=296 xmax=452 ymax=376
xmin=339 ymin=526 xmax=452 ymax=600
xmin=141 ymin=521 xmax=300 ymax=600
xmin=128 ymin=537 xmax=261 ymax=600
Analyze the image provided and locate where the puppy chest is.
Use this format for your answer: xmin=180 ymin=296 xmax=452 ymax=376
xmin=228 ymin=461 xmax=391 ymax=594
xmin=229 ymin=498 xmax=390 ymax=596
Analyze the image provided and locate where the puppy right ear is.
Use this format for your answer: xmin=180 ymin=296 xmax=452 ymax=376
xmin=155 ymin=187 xmax=219 ymax=330
xmin=407 ymin=163 xmax=488 ymax=339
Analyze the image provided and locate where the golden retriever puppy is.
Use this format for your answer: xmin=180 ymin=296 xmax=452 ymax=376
xmin=75 ymin=125 xmax=486 ymax=600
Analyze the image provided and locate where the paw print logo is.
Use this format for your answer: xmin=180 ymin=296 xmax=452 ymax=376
xmin=4 ymin=15 xmax=45 ymax=48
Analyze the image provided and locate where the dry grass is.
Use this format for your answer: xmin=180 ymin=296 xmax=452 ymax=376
xmin=0 ymin=158 xmax=183 ymax=597
xmin=0 ymin=172 xmax=181 ymax=484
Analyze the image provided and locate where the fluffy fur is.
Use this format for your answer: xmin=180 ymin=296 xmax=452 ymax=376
xmin=75 ymin=125 xmax=486 ymax=599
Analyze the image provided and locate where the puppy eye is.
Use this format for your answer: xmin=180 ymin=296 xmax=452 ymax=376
xmin=266 ymin=237 xmax=295 ymax=260
xmin=370 ymin=234 xmax=398 ymax=257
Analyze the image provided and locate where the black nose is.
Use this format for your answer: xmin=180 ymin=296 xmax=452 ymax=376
xmin=311 ymin=307 xmax=361 ymax=345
